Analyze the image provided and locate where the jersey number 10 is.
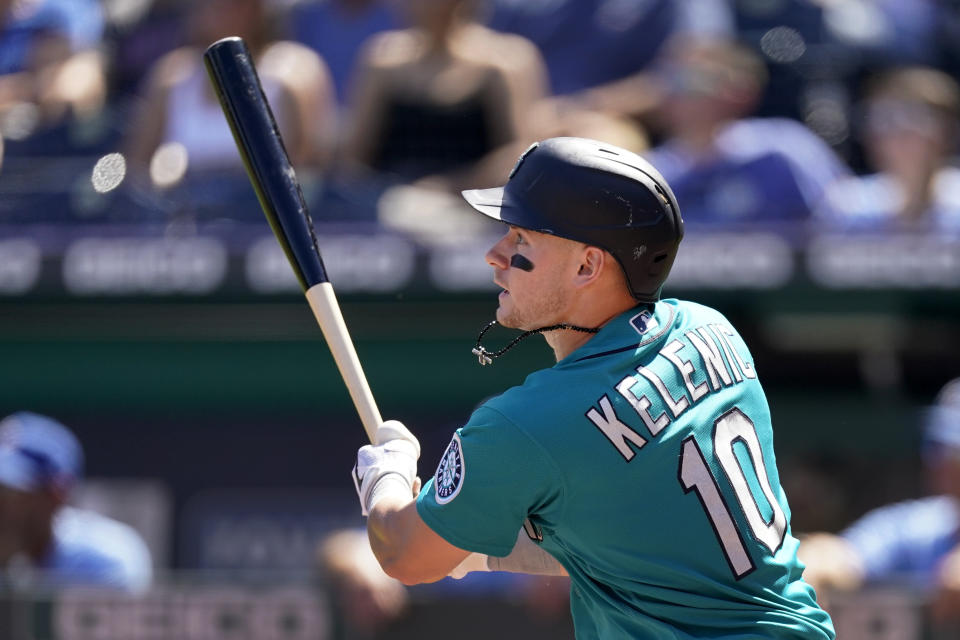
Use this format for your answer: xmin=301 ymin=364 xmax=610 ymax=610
xmin=678 ymin=407 xmax=787 ymax=578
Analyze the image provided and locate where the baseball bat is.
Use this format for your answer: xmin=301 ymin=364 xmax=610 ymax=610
xmin=203 ymin=36 xmax=381 ymax=442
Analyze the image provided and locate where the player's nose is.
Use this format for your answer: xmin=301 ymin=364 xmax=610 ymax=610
xmin=485 ymin=234 xmax=511 ymax=269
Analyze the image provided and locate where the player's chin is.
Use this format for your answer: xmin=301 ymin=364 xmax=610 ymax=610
xmin=495 ymin=306 xmax=520 ymax=329
xmin=498 ymin=310 xmax=541 ymax=332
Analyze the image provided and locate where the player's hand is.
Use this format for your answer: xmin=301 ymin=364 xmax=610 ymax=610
xmin=448 ymin=552 xmax=490 ymax=579
xmin=353 ymin=420 xmax=421 ymax=516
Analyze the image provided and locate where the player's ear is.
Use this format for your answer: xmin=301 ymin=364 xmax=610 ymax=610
xmin=574 ymin=246 xmax=606 ymax=287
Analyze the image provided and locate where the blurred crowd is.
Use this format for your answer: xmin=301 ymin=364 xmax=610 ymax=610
xmin=0 ymin=412 xmax=151 ymax=593
xmin=2 ymin=0 xmax=960 ymax=237
xmin=3 ymin=0 xmax=960 ymax=635
xmin=799 ymin=377 xmax=960 ymax=631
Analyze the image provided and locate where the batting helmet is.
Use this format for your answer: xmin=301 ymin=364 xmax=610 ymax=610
xmin=462 ymin=137 xmax=684 ymax=302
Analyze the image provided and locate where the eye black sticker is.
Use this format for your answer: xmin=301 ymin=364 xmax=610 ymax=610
xmin=510 ymin=254 xmax=534 ymax=272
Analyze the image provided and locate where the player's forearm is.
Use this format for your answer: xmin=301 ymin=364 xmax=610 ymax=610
xmin=367 ymin=494 xmax=452 ymax=585
xmin=367 ymin=493 xmax=417 ymax=576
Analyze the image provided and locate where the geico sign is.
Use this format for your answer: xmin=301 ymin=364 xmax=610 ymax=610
xmin=54 ymin=585 xmax=330 ymax=640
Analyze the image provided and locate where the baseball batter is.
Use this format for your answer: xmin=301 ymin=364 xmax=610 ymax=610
xmin=353 ymin=137 xmax=835 ymax=638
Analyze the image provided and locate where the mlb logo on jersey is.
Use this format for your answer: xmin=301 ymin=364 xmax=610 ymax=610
xmin=435 ymin=433 xmax=465 ymax=504
xmin=629 ymin=310 xmax=658 ymax=336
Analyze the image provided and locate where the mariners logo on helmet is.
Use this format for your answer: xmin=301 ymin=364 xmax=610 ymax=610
xmin=435 ymin=434 xmax=464 ymax=504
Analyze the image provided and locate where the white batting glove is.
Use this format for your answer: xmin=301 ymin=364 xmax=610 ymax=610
xmin=448 ymin=552 xmax=490 ymax=579
xmin=352 ymin=420 xmax=421 ymax=517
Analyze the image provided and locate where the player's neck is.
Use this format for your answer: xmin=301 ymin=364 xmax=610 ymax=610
xmin=545 ymin=302 xmax=639 ymax=362
xmin=545 ymin=330 xmax=595 ymax=363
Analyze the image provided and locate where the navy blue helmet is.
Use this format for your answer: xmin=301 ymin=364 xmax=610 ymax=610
xmin=462 ymin=137 xmax=684 ymax=302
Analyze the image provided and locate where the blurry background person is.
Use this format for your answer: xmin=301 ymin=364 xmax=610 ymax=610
xmin=483 ymin=0 xmax=677 ymax=100
xmin=816 ymin=67 xmax=960 ymax=233
xmin=644 ymin=36 xmax=850 ymax=233
xmin=125 ymin=0 xmax=336 ymax=183
xmin=799 ymin=378 xmax=960 ymax=625
xmin=286 ymin=0 xmax=400 ymax=114
xmin=490 ymin=0 xmax=741 ymax=160
xmin=317 ymin=528 xmax=408 ymax=639
xmin=0 ymin=0 xmax=107 ymax=141
xmin=0 ymin=412 xmax=152 ymax=592
xmin=484 ymin=0 xmax=689 ymax=140
xmin=343 ymin=0 xmax=547 ymax=193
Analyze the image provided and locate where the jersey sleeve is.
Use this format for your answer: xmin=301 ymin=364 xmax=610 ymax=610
xmin=416 ymin=405 xmax=563 ymax=557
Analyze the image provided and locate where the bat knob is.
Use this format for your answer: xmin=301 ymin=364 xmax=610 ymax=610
xmin=471 ymin=347 xmax=493 ymax=366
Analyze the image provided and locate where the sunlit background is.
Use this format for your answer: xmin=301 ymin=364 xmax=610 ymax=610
xmin=1 ymin=0 xmax=959 ymax=638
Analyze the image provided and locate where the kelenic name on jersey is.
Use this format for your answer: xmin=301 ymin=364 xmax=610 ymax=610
xmin=434 ymin=433 xmax=465 ymax=504
xmin=587 ymin=322 xmax=756 ymax=461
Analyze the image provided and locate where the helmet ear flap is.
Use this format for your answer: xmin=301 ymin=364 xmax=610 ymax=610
xmin=645 ymin=250 xmax=676 ymax=295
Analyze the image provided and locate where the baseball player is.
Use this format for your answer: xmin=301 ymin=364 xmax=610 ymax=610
xmin=353 ymin=137 xmax=835 ymax=638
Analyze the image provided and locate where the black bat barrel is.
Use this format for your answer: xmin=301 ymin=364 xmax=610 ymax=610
xmin=203 ymin=36 xmax=328 ymax=289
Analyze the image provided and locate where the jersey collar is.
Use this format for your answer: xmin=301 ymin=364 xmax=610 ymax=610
xmin=558 ymin=301 xmax=676 ymax=366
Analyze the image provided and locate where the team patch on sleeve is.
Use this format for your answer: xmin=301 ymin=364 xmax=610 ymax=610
xmin=434 ymin=433 xmax=465 ymax=504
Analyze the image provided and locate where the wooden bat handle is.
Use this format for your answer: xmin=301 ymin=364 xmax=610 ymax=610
xmin=305 ymin=283 xmax=381 ymax=442
xmin=205 ymin=37 xmax=383 ymax=443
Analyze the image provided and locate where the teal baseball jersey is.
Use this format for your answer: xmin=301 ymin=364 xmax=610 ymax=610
xmin=418 ymin=299 xmax=835 ymax=639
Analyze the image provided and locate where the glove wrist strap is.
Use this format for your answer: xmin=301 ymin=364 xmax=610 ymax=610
xmin=366 ymin=472 xmax=413 ymax=515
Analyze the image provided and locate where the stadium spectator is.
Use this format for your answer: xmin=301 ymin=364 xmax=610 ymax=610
xmin=799 ymin=378 xmax=960 ymax=624
xmin=822 ymin=0 xmax=940 ymax=70
xmin=125 ymin=0 xmax=335 ymax=180
xmin=488 ymin=0 xmax=737 ymax=129
xmin=0 ymin=412 xmax=152 ymax=592
xmin=483 ymin=0 xmax=676 ymax=98
xmin=343 ymin=0 xmax=547 ymax=192
xmin=0 ymin=0 xmax=107 ymax=140
xmin=816 ymin=67 xmax=960 ymax=233
xmin=317 ymin=528 xmax=408 ymax=639
xmin=731 ymin=0 xmax=838 ymax=122
xmin=676 ymin=0 xmax=735 ymax=39
xmin=644 ymin=37 xmax=850 ymax=232
xmin=104 ymin=0 xmax=193 ymax=106
xmin=286 ymin=0 xmax=400 ymax=111
xmin=529 ymin=105 xmax=649 ymax=157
